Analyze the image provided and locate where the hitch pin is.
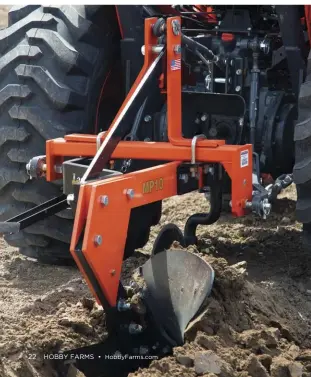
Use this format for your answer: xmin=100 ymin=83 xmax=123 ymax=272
xmin=141 ymin=45 xmax=164 ymax=56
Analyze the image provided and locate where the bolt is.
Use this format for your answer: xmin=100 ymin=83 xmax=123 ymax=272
xmin=129 ymin=323 xmax=143 ymax=335
xmin=110 ymin=269 xmax=116 ymax=276
xmin=144 ymin=115 xmax=152 ymax=122
xmin=235 ymin=86 xmax=241 ymax=92
xmin=172 ymin=19 xmax=180 ymax=35
xmin=262 ymin=198 xmax=271 ymax=216
xmin=243 ymin=179 xmax=247 ymax=185
xmin=94 ymin=235 xmax=102 ymax=246
xmin=117 ymin=299 xmax=131 ymax=312
xmin=67 ymin=193 xmax=74 ymax=205
xmin=126 ymin=189 xmax=135 ymax=199
xmin=214 ymin=25 xmax=219 ymax=30
xmin=245 ymin=200 xmax=252 ymax=209
xmin=139 ymin=346 xmax=149 ymax=355
xmin=247 ymin=27 xmax=252 ymax=31
xmin=179 ymin=173 xmax=189 ymax=183
xmin=144 ymin=137 xmax=151 ymax=142
xmin=230 ymin=60 xmax=234 ymax=66
xmin=99 ymin=195 xmax=109 ymax=206
xmin=54 ymin=164 xmax=63 ymax=174
xmin=174 ymin=44 xmax=181 ymax=54
xmin=209 ymin=127 xmax=217 ymax=137
xmin=236 ymin=69 xmax=242 ymax=75
xmin=201 ymin=113 xmax=208 ymax=122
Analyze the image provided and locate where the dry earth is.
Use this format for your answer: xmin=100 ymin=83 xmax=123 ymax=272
xmin=0 ymin=5 xmax=311 ymax=377
xmin=1 ymin=185 xmax=311 ymax=377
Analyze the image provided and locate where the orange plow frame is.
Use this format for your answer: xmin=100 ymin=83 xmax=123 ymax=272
xmin=43 ymin=17 xmax=253 ymax=307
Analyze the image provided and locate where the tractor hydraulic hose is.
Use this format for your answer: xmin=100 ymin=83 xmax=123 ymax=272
xmin=181 ymin=34 xmax=225 ymax=71
xmin=184 ymin=178 xmax=222 ymax=245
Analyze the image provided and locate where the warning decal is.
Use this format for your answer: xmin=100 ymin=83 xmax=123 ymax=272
xmin=240 ymin=150 xmax=249 ymax=168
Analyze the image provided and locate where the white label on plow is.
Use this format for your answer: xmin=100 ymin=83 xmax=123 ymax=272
xmin=240 ymin=150 xmax=249 ymax=168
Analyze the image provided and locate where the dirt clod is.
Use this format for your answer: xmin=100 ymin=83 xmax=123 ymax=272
xmin=246 ymin=355 xmax=270 ymax=377
xmin=194 ymin=350 xmax=234 ymax=376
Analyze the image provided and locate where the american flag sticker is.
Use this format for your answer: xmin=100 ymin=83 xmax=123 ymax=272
xmin=171 ymin=58 xmax=181 ymax=71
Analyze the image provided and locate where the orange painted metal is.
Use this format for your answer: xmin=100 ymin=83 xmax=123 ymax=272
xmin=45 ymin=137 xmax=252 ymax=214
xmin=71 ymin=162 xmax=179 ymax=306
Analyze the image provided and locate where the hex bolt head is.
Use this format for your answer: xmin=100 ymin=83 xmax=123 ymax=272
xmin=94 ymin=235 xmax=102 ymax=246
xmin=99 ymin=195 xmax=109 ymax=206
xmin=172 ymin=19 xmax=180 ymax=35
xmin=126 ymin=189 xmax=135 ymax=199
xmin=201 ymin=113 xmax=208 ymax=122
xmin=67 ymin=194 xmax=75 ymax=205
xmin=235 ymin=86 xmax=241 ymax=92
xmin=174 ymin=44 xmax=181 ymax=54
xmin=236 ymin=69 xmax=242 ymax=75
xmin=144 ymin=115 xmax=152 ymax=122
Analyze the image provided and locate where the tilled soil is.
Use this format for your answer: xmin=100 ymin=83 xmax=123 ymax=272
xmin=1 ymin=185 xmax=311 ymax=377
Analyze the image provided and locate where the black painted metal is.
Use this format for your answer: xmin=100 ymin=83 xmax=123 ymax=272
xmin=142 ymin=250 xmax=214 ymax=346
xmin=0 ymin=195 xmax=68 ymax=234
xmin=152 ymin=224 xmax=185 ymax=255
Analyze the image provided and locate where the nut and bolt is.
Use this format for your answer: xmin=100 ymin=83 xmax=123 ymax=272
xmin=110 ymin=269 xmax=116 ymax=276
xmin=235 ymin=86 xmax=241 ymax=92
xmin=144 ymin=115 xmax=152 ymax=122
xmin=236 ymin=69 xmax=242 ymax=75
xmin=174 ymin=44 xmax=181 ymax=54
xmin=54 ymin=164 xmax=63 ymax=174
xmin=128 ymin=323 xmax=143 ymax=335
xmin=94 ymin=235 xmax=102 ymax=246
xmin=67 ymin=193 xmax=75 ymax=205
xmin=126 ymin=189 xmax=135 ymax=199
xmin=171 ymin=19 xmax=180 ymax=35
xmin=243 ymin=179 xmax=247 ymax=185
xmin=201 ymin=113 xmax=208 ymax=122
xmin=139 ymin=346 xmax=149 ymax=355
xmin=261 ymin=198 xmax=271 ymax=218
xmin=117 ymin=299 xmax=131 ymax=312
xmin=245 ymin=200 xmax=252 ymax=209
xmin=179 ymin=173 xmax=189 ymax=183
xmin=99 ymin=195 xmax=109 ymax=206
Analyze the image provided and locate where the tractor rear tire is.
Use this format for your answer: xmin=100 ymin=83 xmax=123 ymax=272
xmin=294 ymin=67 xmax=311 ymax=246
xmin=0 ymin=5 xmax=119 ymax=264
